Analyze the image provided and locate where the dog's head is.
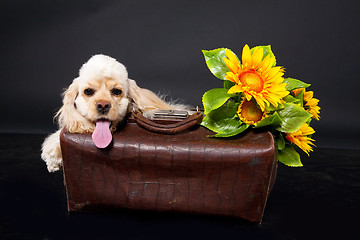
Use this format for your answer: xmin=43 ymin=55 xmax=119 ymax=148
xmin=56 ymin=54 xmax=174 ymax=148
xmin=75 ymin=54 xmax=130 ymax=126
xmin=57 ymin=55 xmax=130 ymax=133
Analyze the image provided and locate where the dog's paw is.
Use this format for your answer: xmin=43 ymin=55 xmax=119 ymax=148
xmin=41 ymin=130 xmax=63 ymax=172
xmin=41 ymin=150 xmax=62 ymax=172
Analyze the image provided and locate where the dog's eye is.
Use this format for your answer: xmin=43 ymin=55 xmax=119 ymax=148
xmin=84 ymin=88 xmax=95 ymax=96
xmin=111 ymin=88 xmax=122 ymax=96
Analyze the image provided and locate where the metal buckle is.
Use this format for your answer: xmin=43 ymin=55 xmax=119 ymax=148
xmin=153 ymin=110 xmax=189 ymax=119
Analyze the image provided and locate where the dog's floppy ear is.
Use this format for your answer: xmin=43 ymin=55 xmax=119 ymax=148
xmin=55 ymin=78 xmax=91 ymax=132
xmin=127 ymin=79 xmax=172 ymax=112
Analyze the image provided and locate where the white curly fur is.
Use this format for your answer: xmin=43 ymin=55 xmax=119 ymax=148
xmin=41 ymin=54 xmax=187 ymax=172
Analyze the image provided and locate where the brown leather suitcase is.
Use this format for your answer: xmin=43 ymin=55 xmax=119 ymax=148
xmin=60 ymin=110 xmax=277 ymax=223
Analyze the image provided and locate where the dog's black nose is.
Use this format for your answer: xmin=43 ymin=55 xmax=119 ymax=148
xmin=96 ymin=100 xmax=111 ymax=114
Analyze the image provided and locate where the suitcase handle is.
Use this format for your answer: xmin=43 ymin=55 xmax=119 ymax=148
xmin=132 ymin=109 xmax=203 ymax=134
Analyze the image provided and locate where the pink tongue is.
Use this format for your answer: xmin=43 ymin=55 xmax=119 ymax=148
xmin=92 ymin=120 xmax=112 ymax=148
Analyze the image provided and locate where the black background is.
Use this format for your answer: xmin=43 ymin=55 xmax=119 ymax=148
xmin=1 ymin=0 xmax=360 ymax=149
xmin=1 ymin=1 xmax=360 ymax=239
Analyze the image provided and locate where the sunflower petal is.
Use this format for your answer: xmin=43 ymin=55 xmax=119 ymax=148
xmin=225 ymin=49 xmax=239 ymax=64
xmin=244 ymin=91 xmax=253 ymax=101
xmin=223 ymin=57 xmax=239 ymax=74
xmin=286 ymin=123 xmax=316 ymax=155
xmin=265 ymin=66 xmax=284 ymax=80
xmin=304 ymin=91 xmax=313 ymax=101
xmin=256 ymin=98 xmax=266 ymax=111
xmin=258 ymin=55 xmax=272 ymax=72
xmin=251 ymin=47 xmax=263 ymax=70
xmin=242 ymin=44 xmax=251 ymax=69
xmin=302 ymin=125 xmax=315 ymax=135
xmin=224 ymin=72 xmax=238 ymax=83
xmin=227 ymin=85 xmax=243 ymax=94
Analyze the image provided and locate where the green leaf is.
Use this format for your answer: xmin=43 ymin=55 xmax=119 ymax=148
xmin=202 ymin=48 xmax=231 ymax=80
xmin=276 ymin=103 xmax=312 ymax=133
xmin=224 ymin=80 xmax=235 ymax=89
xmin=202 ymin=88 xmax=233 ymax=114
xmin=283 ymin=95 xmax=301 ymax=104
xmin=213 ymin=124 xmax=249 ymax=137
xmin=276 ymin=133 xmax=285 ymax=150
xmin=225 ymin=99 xmax=240 ymax=109
xmin=201 ymin=104 xmax=240 ymax=135
xmin=294 ymin=89 xmax=304 ymax=107
xmin=283 ymin=78 xmax=311 ymax=91
xmin=306 ymin=118 xmax=312 ymax=125
xmin=251 ymin=45 xmax=276 ymax=66
xmin=254 ymin=112 xmax=282 ymax=128
xmin=278 ymin=145 xmax=303 ymax=167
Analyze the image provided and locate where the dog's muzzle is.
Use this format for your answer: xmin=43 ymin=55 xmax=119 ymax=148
xmin=96 ymin=100 xmax=111 ymax=114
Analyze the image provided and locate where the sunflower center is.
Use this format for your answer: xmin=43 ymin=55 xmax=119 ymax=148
xmin=239 ymin=100 xmax=263 ymax=122
xmin=239 ymin=71 xmax=264 ymax=93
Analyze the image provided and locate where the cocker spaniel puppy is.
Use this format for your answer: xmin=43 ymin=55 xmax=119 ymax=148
xmin=41 ymin=54 xmax=185 ymax=172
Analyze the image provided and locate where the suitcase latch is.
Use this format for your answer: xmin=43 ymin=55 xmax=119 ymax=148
xmin=153 ymin=110 xmax=189 ymax=119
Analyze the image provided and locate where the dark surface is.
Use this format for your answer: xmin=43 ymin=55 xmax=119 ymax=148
xmin=1 ymin=133 xmax=359 ymax=240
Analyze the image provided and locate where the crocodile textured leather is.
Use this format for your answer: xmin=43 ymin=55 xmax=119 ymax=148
xmin=60 ymin=118 xmax=277 ymax=223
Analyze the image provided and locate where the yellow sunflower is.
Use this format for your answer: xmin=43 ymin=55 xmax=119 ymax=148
xmin=223 ymin=44 xmax=289 ymax=111
xmin=285 ymin=123 xmax=316 ymax=155
xmin=292 ymin=88 xmax=320 ymax=120
xmin=237 ymin=99 xmax=267 ymax=125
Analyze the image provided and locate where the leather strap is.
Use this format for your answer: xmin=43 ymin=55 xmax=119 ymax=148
xmin=132 ymin=110 xmax=203 ymax=134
